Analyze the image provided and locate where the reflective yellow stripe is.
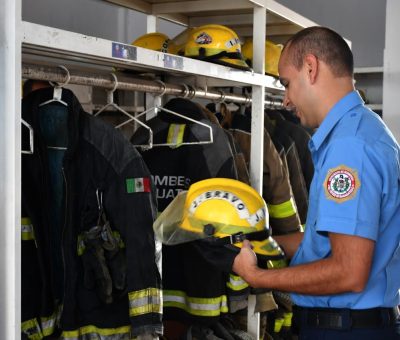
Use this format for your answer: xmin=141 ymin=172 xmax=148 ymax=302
xmin=283 ymin=312 xmax=293 ymax=327
xmin=112 ymin=231 xmax=125 ymax=249
xmin=21 ymin=217 xmax=35 ymax=241
xmin=128 ymin=287 xmax=163 ymax=317
xmin=301 ymin=224 xmax=305 ymax=232
xmin=77 ymin=234 xmax=85 ymax=256
xmin=274 ymin=318 xmax=284 ymax=333
xmin=22 ymin=318 xmax=43 ymax=340
xmin=268 ymin=198 xmax=297 ymax=218
xmin=61 ymin=325 xmax=131 ymax=339
xmin=40 ymin=309 xmax=61 ymax=337
xmin=163 ymin=290 xmax=228 ymax=317
xmin=167 ymin=124 xmax=185 ymax=146
xmin=226 ymin=274 xmax=249 ymax=291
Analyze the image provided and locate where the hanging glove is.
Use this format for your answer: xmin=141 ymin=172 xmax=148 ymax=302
xmin=101 ymin=222 xmax=127 ymax=292
xmin=81 ymin=189 xmax=127 ymax=303
xmin=81 ymin=224 xmax=113 ymax=304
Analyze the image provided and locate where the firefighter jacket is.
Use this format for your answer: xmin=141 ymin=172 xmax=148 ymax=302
xmin=130 ymin=98 xmax=238 ymax=325
xmin=228 ymin=113 xmax=301 ymax=235
xmin=198 ymin=103 xmax=250 ymax=185
xmin=21 ymin=88 xmax=162 ymax=340
xmin=266 ymin=110 xmax=314 ymax=192
xmin=264 ymin=115 xmax=309 ymax=225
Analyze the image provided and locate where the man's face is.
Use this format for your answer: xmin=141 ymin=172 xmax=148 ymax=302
xmin=278 ymin=48 xmax=315 ymax=128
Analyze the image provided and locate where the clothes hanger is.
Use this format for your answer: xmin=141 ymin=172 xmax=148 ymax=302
xmin=36 ymin=65 xmax=70 ymax=151
xmin=95 ymin=73 xmax=153 ymax=149
xmin=21 ymin=118 xmax=34 ymax=154
xmin=39 ymin=65 xmax=70 ymax=107
xmin=132 ymin=81 xmax=214 ymax=147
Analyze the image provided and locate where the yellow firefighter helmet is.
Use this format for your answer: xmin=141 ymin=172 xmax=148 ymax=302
xmin=153 ymin=178 xmax=286 ymax=266
xmin=241 ymin=38 xmax=283 ymax=77
xmin=182 ymin=25 xmax=251 ymax=71
xmin=131 ymin=32 xmax=178 ymax=54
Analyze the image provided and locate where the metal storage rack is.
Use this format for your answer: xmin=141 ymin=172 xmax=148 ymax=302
xmin=0 ymin=0 xmax=319 ymax=338
xmin=354 ymin=67 xmax=384 ymax=111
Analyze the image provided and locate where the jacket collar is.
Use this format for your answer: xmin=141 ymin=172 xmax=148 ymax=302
xmin=309 ymin=90 xmax=364 ymax=152
xmin=22 ymin=87 xmax=82 ymax=159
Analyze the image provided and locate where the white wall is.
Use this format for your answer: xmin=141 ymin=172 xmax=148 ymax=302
xmin=276 ymin=0 xmax=386 ymax=68
xmin=382 ymin=0 xmax=400 ymax=142
xmin=22 ymin=0 xmax=184 ymax=43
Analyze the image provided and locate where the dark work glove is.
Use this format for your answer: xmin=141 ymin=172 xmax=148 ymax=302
xmin=82 ymin=226 xmax=113 ymax=304
xmin=101 ymin=222 xmax=127 ymax=292
xmin=107 ymin=248 xmax=127 ymax=291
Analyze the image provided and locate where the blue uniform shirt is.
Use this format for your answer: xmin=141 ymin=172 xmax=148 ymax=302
xmin=290 ymin=90 xmax=400 ymax=309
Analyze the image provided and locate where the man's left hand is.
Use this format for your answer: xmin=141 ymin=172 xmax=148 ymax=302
xmin=232 ymin=239 xmax=260 ymax=286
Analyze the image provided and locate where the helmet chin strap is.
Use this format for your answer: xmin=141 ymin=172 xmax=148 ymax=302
xmin=202 ymin=226 xmax=270 ymax=246
xmin=197 ymin=48 xmax=244 ymax=62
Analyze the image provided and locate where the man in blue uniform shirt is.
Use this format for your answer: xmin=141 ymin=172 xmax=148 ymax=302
xmin=233 ymin=26 xmax=400 ymax=339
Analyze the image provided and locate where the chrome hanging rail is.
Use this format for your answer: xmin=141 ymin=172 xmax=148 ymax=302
xmin=22 ymin=63 xmax=284 ymax=109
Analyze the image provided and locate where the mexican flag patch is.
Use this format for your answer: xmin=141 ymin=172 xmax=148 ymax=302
xmin=324 ymin=165 xmax=360 ymax=203
xmin=126 ymin=177 xmax=151 ymax=193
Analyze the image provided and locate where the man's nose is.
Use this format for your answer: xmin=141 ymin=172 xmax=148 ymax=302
xmin=283 ymin=93 xmax=292 ymax=109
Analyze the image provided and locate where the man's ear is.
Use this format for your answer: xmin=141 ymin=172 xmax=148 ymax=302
xmin=304 ymin=54 xmax=318 ymax=84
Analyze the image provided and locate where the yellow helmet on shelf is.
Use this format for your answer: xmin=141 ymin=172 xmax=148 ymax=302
xmin=170 ymin=27 xmax=195 ymax=56
xmin=131 ymin=32 xmax=178 ymax=54
xmin=182 ymin=24 xmax=251 ymax=71
xmin=241 ymin=38 xmax=283 ymax=77
xmin=153 ymin=178 xmax=285 ymax=265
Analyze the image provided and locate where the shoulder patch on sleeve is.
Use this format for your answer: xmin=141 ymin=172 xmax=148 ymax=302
xmin=324 ymin=165 xmax=360 ymax=203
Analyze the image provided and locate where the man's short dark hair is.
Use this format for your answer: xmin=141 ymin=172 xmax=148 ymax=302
xmin=283 ymin=26 xmax=353 ymax=77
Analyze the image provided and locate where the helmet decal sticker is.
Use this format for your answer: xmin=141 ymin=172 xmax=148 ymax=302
xmin=195 ymin=32 xmax=212 ymax=44
xmin=161 ymin=39 xmax=171 ymax=53
xmin=324 ymin=165 xmax=360 ymax=202
xmin=225 ymin=38 xmax=240 ymax=49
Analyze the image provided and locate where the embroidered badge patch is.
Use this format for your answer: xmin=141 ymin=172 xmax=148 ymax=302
xmin=126 ymin=177 xmax=151 ymax=193
xmin=324 ymin=165 xmax=360 ymax=202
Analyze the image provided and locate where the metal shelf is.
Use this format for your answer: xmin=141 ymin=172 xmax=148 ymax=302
xmin=367 ymin=103 xmax=383 ymax=111
xmin=354 ymin=66 xmax=383 ymax=74
xmin=22 ymin=21 xmax=284 ymax=92
xmin=104 ymin=0 xmax=318 ymax=43
xmin=354 ymin=67 xmax=383 ymax=110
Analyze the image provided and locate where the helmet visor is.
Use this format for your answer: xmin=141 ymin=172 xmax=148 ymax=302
xmin=153 ymin=191 xmax=201 ymax=245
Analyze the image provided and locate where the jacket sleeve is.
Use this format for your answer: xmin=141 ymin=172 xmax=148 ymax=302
xmin=104 ymin=153 xmax=163 ymax=337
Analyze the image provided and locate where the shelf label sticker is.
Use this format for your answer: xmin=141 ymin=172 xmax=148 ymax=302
xmin=163 ymin=55 xmax=183 ymax=70
xmin=112 ymin=42 xmax=137 ymax=61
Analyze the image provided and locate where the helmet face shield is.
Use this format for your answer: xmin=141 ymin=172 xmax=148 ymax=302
xmin=153 ymin=192 xmax=203 ymax=245
xmin=153 ymin=178 xmax=286 ymax=263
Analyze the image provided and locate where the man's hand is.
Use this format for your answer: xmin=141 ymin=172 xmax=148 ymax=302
xmin=232 ymin=240 xmax=260 ymax=286
xmin=233 ymin=232 xmax=374 ymax=294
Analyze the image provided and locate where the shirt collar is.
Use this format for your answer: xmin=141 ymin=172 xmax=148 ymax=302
xmin=310 ymin=90 xmax=364 ymax=152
